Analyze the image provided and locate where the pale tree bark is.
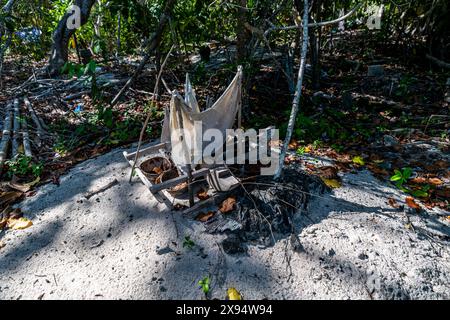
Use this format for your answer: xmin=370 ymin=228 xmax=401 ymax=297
xmin=275 ymin=0 xmax=309 ymax=179
xmin=48 ymin=0 xmax=96 ymax=75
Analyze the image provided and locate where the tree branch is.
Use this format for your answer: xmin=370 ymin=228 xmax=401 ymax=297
xmin=264 ymin=2 xmax=362 ymax=37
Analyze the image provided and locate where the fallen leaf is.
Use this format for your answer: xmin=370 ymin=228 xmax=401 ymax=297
xmin=197 ymin=189 xmax=209 ymax=200
xmin=435 ymin=187 xmax=450 ymax=199
xmin=8 ymin=177 xmax=40 ymax=193
xmin=0 ymin=241 xmax=5 ymax=249
xmin=367 ymin=164 xmax=389 ymax=177
xmin=428 ymin=178 xmax=443 ymax=186
xmin=226 ymin=287 xmax=242 ymax=300
xmin=410 ymin=177 xmax=427 ymax=184
xmin=0 ymin=191 xmax=23 ymax=207
xmin=52 ymin=175 xmax=60 ymax=186
xmin=388 ymin=198 xmax=400 ymax=209
xmin=219 ymin=197 xmax=236 ymax=213
xmin=196 ymin=211 xmax=215 ymax=222
xmin=405 ymin=197 xmax=421 ymax=212
xmin=318 ymin=166 xmax=338 ymax=179
xmin=352 ymin=156 xmax=365 ymax=166
xmin=0 ymin=218 xmax=7 ymax=230
xmin=7 ymin=217 xmax=33 ymax=230
xmin=433 ymin=160 xmax=448 ymax=169
xmin=321 ymin=178 xmax=342 ymax=189
xmin=288 ymin=140 xmax=298 ymax=150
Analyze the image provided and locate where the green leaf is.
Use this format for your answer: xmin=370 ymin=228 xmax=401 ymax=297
xmin=390 ymin=172 xmax=402 ymax=181
xmin=411 ymin=189 xmax=428 ymax=198
xmin=402 ymin=167 xmax=412 ymax=179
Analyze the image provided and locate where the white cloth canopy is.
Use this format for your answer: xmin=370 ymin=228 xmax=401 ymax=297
xmin=161 ymin=66 xmax=243 ymax=167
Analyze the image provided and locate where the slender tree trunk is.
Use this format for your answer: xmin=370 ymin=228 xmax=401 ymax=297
xmin=236 ymin=0 xmax=250 ymax=62
xmin=275 ymin=0 xmax=309 ymax=179
xmin=48 ymin=0 xmax=96 ymax=75
xmin=116 ymin=12 xmax=121 ymax=57
xmin=311 ymin=0 xmax=322 ymax=89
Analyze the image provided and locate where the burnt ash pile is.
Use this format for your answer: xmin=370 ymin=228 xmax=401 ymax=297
xmin=222 ymin=167 xmax=327 ymax=252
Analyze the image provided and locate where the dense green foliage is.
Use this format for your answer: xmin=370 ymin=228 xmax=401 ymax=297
xmin=2 ymin=0 xmax=447 ymax=62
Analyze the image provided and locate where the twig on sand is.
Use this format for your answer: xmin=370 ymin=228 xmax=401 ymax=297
xmin=84 ymin=179 xmax=119 ymax=200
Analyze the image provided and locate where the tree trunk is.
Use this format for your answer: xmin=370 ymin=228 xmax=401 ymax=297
xmin=48 ymin=0 xmax=96 ymax=75
xmin=310 ymin=0 xmax=322 ymax=90
xmin=236 ymin=0 xmax=250 ymax=62
xmin=275 ymin=0 xmax=309 ymax=179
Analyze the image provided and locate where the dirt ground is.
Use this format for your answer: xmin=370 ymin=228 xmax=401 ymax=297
xmin=0 ymin=145 xmax=448 ymax=300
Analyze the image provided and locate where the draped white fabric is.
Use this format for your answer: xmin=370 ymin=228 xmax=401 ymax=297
xmin=161 ymin=67 xmax=243 ymax=168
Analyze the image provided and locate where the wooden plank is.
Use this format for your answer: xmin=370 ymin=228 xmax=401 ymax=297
xmin=124 ymin=142 xmax=167 ymax=160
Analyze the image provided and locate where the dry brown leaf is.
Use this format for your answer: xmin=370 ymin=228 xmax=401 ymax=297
xmin=435 ymin=188 xmax=450 ymax=199
xmin=433 ymin=160 xmax=448 ymax=169
xmin=318 ymin=166 xmax=339 ymax=179
xmin=197 ymin=189 xmax=210 ymax=200
xmin=428 ymin=178 xmax=443 ymax=186
xmin=405 ymin=197 xmax=421 ymax=212
xmin=288 ymin=140 xmax=298 ymax=150
xmin=196 ymin=211 xmax=215 ymax=222
xmin=0 ymin=218 xmax=7 ymax=230
xmin=410 ymin=177 xmax=427 ymax=184
xmin=7 ymin=217 xmax=33 ymax=230
xmin=219 ymin=197 xmax=236 ymax=213
xmin=388 ymin=198 xmax=400 ymax=209
xmin=8 ymin=177 xmax=40 ymax=193
xmin=0 ymin=191 xmax=23 ymax=207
